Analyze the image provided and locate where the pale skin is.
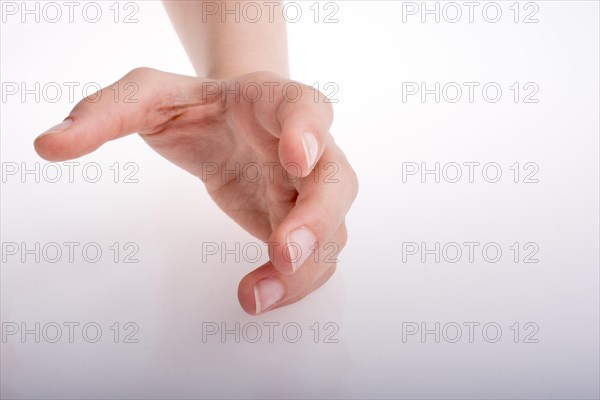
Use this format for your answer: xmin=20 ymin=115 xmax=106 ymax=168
xmin=34 ymin=1 xmax=358 ymax=315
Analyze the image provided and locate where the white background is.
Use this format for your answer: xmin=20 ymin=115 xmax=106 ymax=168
xmin=1 ymin=1 xmax=599 ymax=399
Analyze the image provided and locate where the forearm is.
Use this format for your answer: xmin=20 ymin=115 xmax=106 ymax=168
xmin=163 ymin=0 xmax=289 ymax=79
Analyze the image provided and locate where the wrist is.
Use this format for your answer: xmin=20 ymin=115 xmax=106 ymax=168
xmin=206 ymin=60 xmax=289 ymax=80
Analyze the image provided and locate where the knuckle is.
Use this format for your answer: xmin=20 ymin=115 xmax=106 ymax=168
xmin=304 ymin=84 xmax=334 ymax=111
xmin=323 ymin=98 xmax=334 ymax=117
xmin=347 ymin=165 xmax=359 ymax=201
xmin=338 ymin=224 xmax=348 ymax=249
xmin=125 ymin=67 xmax=157 ymax=81
xmin=350 ymin=167 xmax=360 ymax=201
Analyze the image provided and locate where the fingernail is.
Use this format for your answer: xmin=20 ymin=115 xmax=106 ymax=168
xmin=39 ymin=119 xmax=73 ymax=138
xmin=301 ymin=132 xmax=318 ymax=171
xmin=287 ymin=227 xmax=317 ymax=272
xmin=254 ymin=277 xmax=285 ymax=314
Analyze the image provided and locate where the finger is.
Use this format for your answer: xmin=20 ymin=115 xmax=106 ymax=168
xmin=268 ymin=143 xmax=358 ymax=275
xmin=238 ymin=225 xmax=345 ymax=315
xmin=33 ymin=68 xmax=210 ymax=161
xmin=277 ymin=84 xmax=334 ymax=177
xmin=248 ymin=76 xmax=334 ymax=177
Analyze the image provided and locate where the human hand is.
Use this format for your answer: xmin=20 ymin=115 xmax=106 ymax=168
xmin=34 ymin=68 xmax=358 ymax=314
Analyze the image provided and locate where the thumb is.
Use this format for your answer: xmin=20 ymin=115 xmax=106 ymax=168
xmin=34 ymin=68 xmax=208 ymax=161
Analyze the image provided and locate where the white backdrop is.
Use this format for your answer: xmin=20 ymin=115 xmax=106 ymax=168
xmin=1 ymin=1 xmax=599 ymax=399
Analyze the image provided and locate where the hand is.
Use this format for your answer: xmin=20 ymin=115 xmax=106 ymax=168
xmin=34 ymin=68 xmax=358 ymax=314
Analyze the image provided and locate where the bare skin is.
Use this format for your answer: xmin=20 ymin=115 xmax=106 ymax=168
xmin=34 ymin=68 xmax=358 ymax=314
